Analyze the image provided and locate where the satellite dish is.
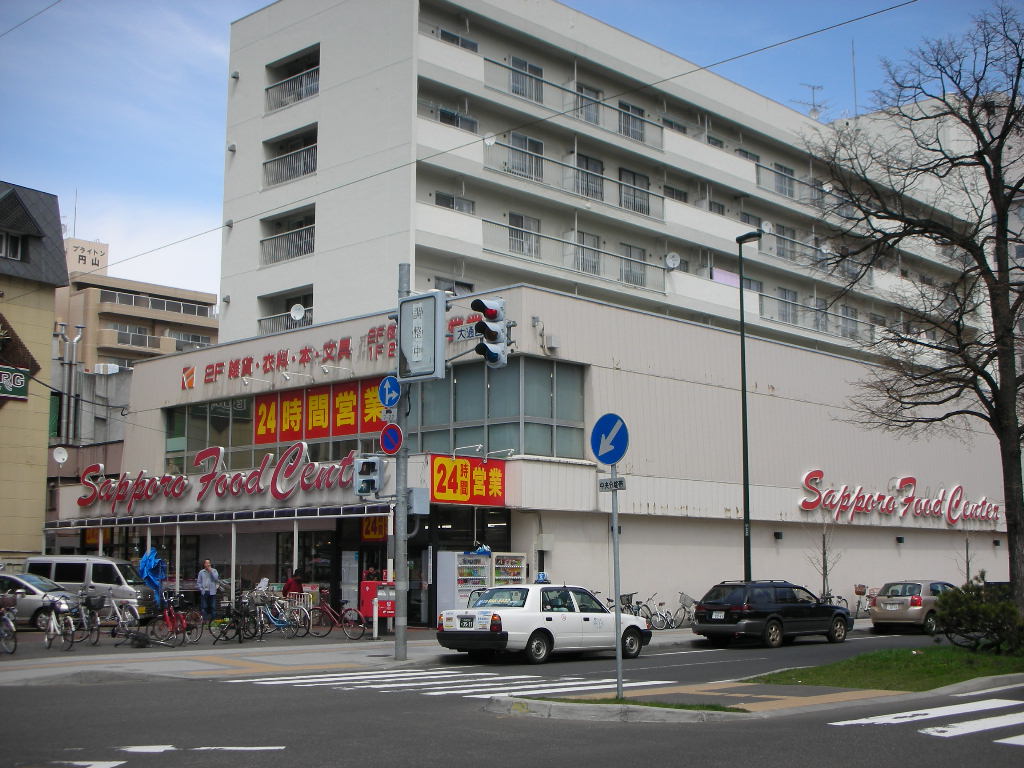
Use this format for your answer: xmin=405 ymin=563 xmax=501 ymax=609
xmin=53 ymin=447 xmax=68 ymax=466
xmin=289 ymin=304 xmax=306 ymax=322
xmin=483 ymin=134 xmax=497 ymax=147
xmin=665 ymin=252 xmax=681 ymax=270
xmin=761 ymin=221 xmax=773 ymax=235
xmin=822 ymin=182 xmax=834 ymax=193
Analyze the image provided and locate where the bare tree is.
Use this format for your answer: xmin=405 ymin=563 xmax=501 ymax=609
xmin=806 ymin=4 xmax=1024 ymax=609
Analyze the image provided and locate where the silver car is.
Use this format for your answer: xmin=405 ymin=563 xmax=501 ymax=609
xmin=0 ymin=572 xmax=78 ymax=630
xmin=869 ymin=579 xmax=957 ymax=634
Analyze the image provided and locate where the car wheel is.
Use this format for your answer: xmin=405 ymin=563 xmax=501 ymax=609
xmin=33 ymin=609 xmax=49 ymax=633
xmin=762 ymin=619 xmax=783 ymax=648
xmin=827 ymin=616 xmax=847 ymax=643
xmin=621 ymin=627 xmax=642 ymax=659
xmin=922 ymin=612 xmax=938 ymax=635
xmin=523 ymin=631 xmax=552 ymax=664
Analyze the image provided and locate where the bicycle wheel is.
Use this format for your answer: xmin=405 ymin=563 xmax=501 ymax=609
xmin=288 ymin=607 xmax=310 ymax=638
xmin=184 ymin=610 xmax=204 ymax=643
xmin=650 ymin=610 xmax=668 ymax=630
xmin=148 ymin=616 xmax=174 ymax=644
xmin=61 ymin=615 xmax=77 ymax=651
xmin=43 ymin=612 xmax=57 ymax=648
xmin=341 ymin=607 xmax=366 ymax=640
xmin=241 ymin=612 xmax=259 ymax=640
xmin=0 ymin=616 xmax=16 ymax=654
xmin=211 ymin=614 xmax=238 ymax=643
xmin=87 ymin=612 xmax=101 ymax=645
xmin=121 ymin=605 xmax=140 ymax=637
xmin=672 ymin=605 xmax=691 ymax=628
xmin=70 ymin=613 xmax=89 ymax=645
xmin=308 ymin=607 xmax=334 ymax=638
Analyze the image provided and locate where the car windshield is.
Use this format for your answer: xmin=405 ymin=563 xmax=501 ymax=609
xmin=116 ymin=563 xmax=144 ymax=585
xmin=14 ymin=573 xmax=64 ymax=592
xmin=470 ymin=588 xmax=528 ymax=608
xmin=701 ymin=585 xmax=747 ymax=604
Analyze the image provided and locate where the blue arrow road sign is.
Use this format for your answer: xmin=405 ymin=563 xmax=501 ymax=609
xmin=590 ymin=412 xmax=628 ymax=465
xmin=379 ymin=376 xmax=401 ymax=408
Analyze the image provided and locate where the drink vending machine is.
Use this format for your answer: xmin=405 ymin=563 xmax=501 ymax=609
xmin=435 ymin=551 xmax=528 ymax=612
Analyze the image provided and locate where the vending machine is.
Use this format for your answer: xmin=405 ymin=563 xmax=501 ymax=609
xmin=491 ymin=553 xmax=528 ymax=587
xmin=435 ymin=551 xmax=529 ymax=612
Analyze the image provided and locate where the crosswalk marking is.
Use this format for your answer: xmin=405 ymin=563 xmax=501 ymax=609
xmin=996 ymin=735 xmax=1024 ymax=746
xmin=829 ymin=698 xmax=1021 ymax=726
xmin=919 ymin=712 xmax=1024 ymax=738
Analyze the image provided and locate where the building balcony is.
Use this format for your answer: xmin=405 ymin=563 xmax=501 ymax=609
xmin=758 ymin=293 xmax=879 ymax=342
xmin=260 ymin=224 xmax=315 ymax=267
xmin=481 ymin=219 xmax=666 ymax=292
xmin=257 ymin=306 xmax=314 ymax=336
xmin=263 ymin=145 xmax=317 ymax=187
xmin=265 ymin=66 xmax=319 ymax=112
xmin=482 ymin=140 xmax=664 ymax=220
xmin=97 ymin=289 xmax=217 ymax=319
xmin=95 ymin=328 xmax=177 ymax=355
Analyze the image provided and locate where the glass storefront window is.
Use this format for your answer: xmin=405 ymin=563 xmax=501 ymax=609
xmin=555 ymin=426 xmax=584 ymax=459
xmin=230 ymin=398 xmax=252 ymax=447
xmin=524 ymin=358 xmax=553 ymax=417
xmin=555 ymin=364 xmax=584 ymax=421
xmin=525 ymin=422 xmax=552 ymax=455
xmin=454 ymin=364 xmax=484 ymax=421
xmin=488 ymin=422 xmax=519 ymax=454
xmin=165 ymin=406 xmax=186 ymax=453
xmin=422 ymin=430 xmax=450 ymax=454
xmin=454 ymin=425 xmax=484 ymax=454
xmin=209 ymin=400 xmax=231 ymax=448
xmin=421 ymin=378 xmax=450 ymax=426
xmin=487 ymin=360 xmax=520 ymax=419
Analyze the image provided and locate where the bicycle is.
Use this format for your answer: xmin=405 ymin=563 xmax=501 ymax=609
xmin=820 ymin=589 xmax=848 ymax=609
xmin=249 ymin=589 xmax=309 ymax=640
xmin=39 ymin=593 xmax=77 ymax=650
xmin=94 ymin=588 xmax=142 ymax=646
xmin=603 ymin=591 xmax=639 ymax=615
xmin=308 ymin=589 xmax=366 ymax=640
xmin=148 ymin=591 xmax=204 ymax=645
xmin=63 ymin=590 xmax=104 ymax=647
xmin=650 ymin=598 xmax=673 ymax=630
xmin=211 ymin=594 xmax=253 ymax=645
xmin=0 ymin=592 xmax=17 ymax=654
xmin=633 ymin=592 xmax=658 ymax=624
xmin=670 ymin=591 xmax=696 ymax=628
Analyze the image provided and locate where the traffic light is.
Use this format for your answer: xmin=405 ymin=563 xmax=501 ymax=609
xmin=471 ymin=298 xmax=509 ymax=368
xmin=354 ymin=456 xmax=384 ymax=496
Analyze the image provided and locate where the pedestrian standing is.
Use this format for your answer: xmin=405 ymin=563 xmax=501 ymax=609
xmin=197 ymin=559 xmax=220 ymax=621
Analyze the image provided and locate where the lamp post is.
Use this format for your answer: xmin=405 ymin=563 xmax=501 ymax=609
xmin=735 ymin=230 xmax=763 ymax=581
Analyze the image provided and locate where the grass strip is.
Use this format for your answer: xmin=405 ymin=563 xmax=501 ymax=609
xmin=750 ymin=645 xmax=1024 ymax=691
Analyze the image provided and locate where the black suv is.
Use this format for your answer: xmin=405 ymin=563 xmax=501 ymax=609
xmin=692 ymin=580 xmax=854 ymax=648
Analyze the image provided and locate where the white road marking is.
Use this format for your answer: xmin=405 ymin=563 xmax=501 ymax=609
xmin=830 ymin=699 xmax=1022 ymax=726
xmin=995 ymin=734 xmax=1024 ymax=746
xmin=954 ymin=683 xmax=1024 ymax=697
xmin=919 ymin=712 xmax=1024 ymax=737
xmin=119 ymin=746 xmax=177 ymax=753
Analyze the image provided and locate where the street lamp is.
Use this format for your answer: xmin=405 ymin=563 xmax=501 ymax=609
xmin=736 ymin=230 xmax=763 ymax=581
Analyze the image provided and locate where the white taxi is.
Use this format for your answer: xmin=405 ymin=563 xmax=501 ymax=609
xmin=436 ymin=581 xmax=653 ymax=664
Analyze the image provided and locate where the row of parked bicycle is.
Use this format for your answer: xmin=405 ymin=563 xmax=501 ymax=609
xmin=604 ymin=591 xmax=697 ymax=629
xmin=0 ymin=582 xmax=371 ymax=655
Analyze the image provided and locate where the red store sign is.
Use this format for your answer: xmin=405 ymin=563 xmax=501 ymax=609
xmin=799 ymin=469 xmax=1001 ymax=527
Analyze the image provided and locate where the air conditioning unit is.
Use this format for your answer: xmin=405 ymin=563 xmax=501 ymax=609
xmin=93 ymin=363 xmax=120 ymax=375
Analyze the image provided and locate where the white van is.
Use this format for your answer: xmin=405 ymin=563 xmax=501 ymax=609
xmin=24 ymin=555 xmax=158 ymax=618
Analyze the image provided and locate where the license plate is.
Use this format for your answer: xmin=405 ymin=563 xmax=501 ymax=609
xmin=459 ymin=617 xmax=474 ymax=628
xmin=137 ymin=606 xmax=147 ymax=615
xmin=712 ymin=610 xmax=725 ymax=620
xmin=884 ymin=603 xmax=899 ymax=611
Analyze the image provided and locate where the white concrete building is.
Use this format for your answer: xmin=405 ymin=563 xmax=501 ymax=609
xmin=48 ymin=0 xmax=1008 ymax=622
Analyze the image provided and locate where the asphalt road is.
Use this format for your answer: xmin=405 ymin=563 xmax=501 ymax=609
xmin=5 ymin=626 xmax=1024 ymax=767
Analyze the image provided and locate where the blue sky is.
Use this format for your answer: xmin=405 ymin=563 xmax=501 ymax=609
xmin=0 ymin=0 xmax=997 ymax=296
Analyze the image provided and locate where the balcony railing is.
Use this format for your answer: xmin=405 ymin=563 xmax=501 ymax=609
xmin=260 ymin=225 xmax=315 ymax=266
xmin=257 ymin=307 xmax=314 ymax=336
xmin=760 ymin=233 xmax=874 ymax=287
xmin=265 ymin=67 xmax=320 ymax=112
xmin=97 ymin=289 xmax=216 ymax=318
xmin=116 ymin=331 xmax=162 ymax=349
xmin=482 ymin=219 xmax=665 ymax=292
xmin=263 ymin=145 xmax=317 ymax=187
xmin=482 ymin=58 xmax=664 ymax=151
xmin=483 ymin=141 xmax=664 ymax=220
xmin=758 ymin=294 xmax=879 ymax=342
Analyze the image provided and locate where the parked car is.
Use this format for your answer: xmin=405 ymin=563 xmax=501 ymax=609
xmin=23 ymin=555 xmax=157 ymax=618
xmin=437 ymin=581 xmax=653 ymax=663
xmin=868 ymin=579 xmax=957 ymax=634
xmin=0 ymin=572 xmax=78 ymax=630
xmin=692 ymin=579 xmax=854 ymax=648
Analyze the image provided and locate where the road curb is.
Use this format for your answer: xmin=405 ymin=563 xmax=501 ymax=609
xmin=483 ymin=695 xmax=755 ymax=722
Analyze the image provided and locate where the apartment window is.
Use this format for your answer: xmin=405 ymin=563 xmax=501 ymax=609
xmin=575 ymin=154 xmax=604 ymax=200
xmin=774 ymin=162 xmax=796 ymax=197
xmin=706 ymin=135 xmax=724 ymax=148
xmin=812 ymin=298 xmax=829 ymax=332
xmin=510 ymin=56 xmax=543 ymax=103
xmin=508 ymin=132 xmax=543 ymax=180
xmin=0 ymin=232 xmax=22 ymax=260
xmin=109 ymin=322 xmax=149 ymax=335
xmin=508 ymin=213 xmax=540 ymax=258
xmin=573 ymin=230 xmax=600 ymax=275
xmin=708 ymin=201 xmax=725 ymax=216
xmin=619 ymin=243 xmax=647 ymax=287
xmin=619 ymin=169 xmax=650 ymax=215
xmin=664 ymin=185 xmax=688 ymax=203
xmin=434 ymin=276 xmax=474 ymax=296
xmin=742 ymin=277 xmax=763 ymax=292
xmin=438 ymin=28 xmax=478 ymax=52
xmin=439 ymin=107 xmax=478 ymax=133
xmin=777 ymin=287 xmax=798 ymax=324
xmin=662 ymin=116 xmax=687 ymax=134
xmin=840 ymin=305 xmax=859 ymax=339
xmin=575 ymin=83 xmax=601 ymax=124
xmin=735 ymin=148 xmax=760 ymax=162
xmin=618 ymin=101 xmax=645 ymax=141
xmin=775 ymin=224 xmax=797 ymax=260
xmin=740 ymin=212 xmax=761 ymax=228
xmin=435 ymin=191 xmax=475 ymax=214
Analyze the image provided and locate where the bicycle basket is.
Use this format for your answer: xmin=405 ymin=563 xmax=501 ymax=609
xmin=85 ymin=595 xmax=106 ymax=611
xmin=0 ymin=595 xmax=16 ymax=609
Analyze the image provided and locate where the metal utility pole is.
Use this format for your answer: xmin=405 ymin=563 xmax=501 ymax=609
xmin=394 ymin=264 xmax=410 ymax=660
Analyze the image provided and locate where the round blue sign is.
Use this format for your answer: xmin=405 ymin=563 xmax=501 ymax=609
xmin=378 ymin=376 xmax=401 ymax=409
xmin=380 ymin=423 xmax=403 ymax=455
xmin=590 ymin=412 xmax=629 ymax=465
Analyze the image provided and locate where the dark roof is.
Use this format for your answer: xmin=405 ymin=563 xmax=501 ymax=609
xmin=0 ymin=181 xmax=69 ymax=288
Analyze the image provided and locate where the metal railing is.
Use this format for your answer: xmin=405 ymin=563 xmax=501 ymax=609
xmin=481 ymin=219 xmax=665 ymax=292
xmin=758 ymin=294 xmax=879 ymax=342
xmin=265 ymin=67 xmax=320 ymax=112
xmin=759 ymin=234 xmax=874 ymax=288
xmin=263 ymin=145 xmax=317 ymax=187
xmin=257 ymin=307 xmax=314 ymax=336
xmin=482 ymin=58 xmax=664 ymax=150
xmin=115 ymin=331 xmax=162 ymax=349
xmin=482 ymin=140 xmax=665 ymax=220
xmin=97 ymin=289 xmax=215 ymax=318
xmin=260 ymin=225 xmax=315 ymax=266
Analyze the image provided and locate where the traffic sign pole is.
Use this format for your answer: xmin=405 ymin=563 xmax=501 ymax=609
xmin=610 ymin=462 xmax=623 ymax=699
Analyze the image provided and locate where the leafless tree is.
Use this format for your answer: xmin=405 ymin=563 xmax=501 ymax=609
xmin=805 ymin=4 xmax=1024 ymax=609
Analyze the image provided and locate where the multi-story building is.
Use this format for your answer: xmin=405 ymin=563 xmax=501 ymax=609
xmin=47 ymin=1 xmax=1007 ymax=617
xmin=0 ymin=182 xmax=68 ymax=568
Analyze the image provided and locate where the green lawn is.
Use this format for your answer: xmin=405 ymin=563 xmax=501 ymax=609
xmin=750 ymin=645 xmax=1024 ymax=691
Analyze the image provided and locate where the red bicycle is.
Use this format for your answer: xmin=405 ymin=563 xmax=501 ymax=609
xmin=147 ymin=591 xmax=203 ymax=645
xmin=308 ymin=589 xmax=366 ymax=640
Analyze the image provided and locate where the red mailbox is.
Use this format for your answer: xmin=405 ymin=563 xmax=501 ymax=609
xmin=359 ymin=580 xmax=395 ymax=618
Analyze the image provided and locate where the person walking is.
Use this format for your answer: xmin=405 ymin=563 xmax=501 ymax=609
xmin=197 ymin=559 xmax=220 ymax=621
xmin=282 ymin=569 xmax=304 ymax=599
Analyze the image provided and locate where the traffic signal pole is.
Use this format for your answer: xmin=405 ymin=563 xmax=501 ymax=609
xmin=394 ymin=263 xmax=410 ymax=661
